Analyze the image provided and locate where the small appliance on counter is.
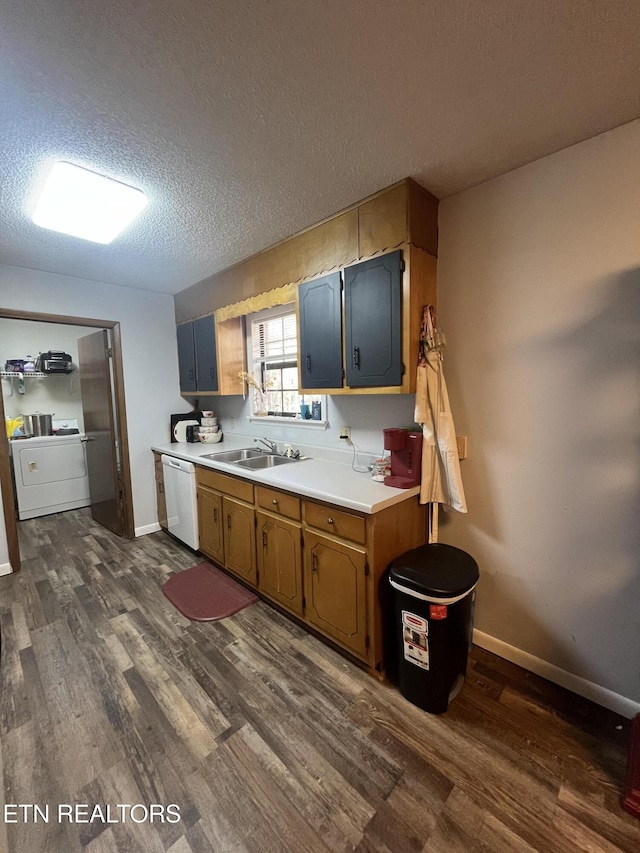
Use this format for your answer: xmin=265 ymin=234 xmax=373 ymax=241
xmin=383 ymin=428 xmax=423 ymax=489
xmin=36 ymin=351 xmax=73 ymax=374
xmin=171 ymin=411 xmax=202 ymax=442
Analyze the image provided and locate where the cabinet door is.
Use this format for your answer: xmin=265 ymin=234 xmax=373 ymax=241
xmin=198 ymin=488 xmax=224 ymax=564
xmin=154 ymin=454 xmax=167 ymax=529
xmin=193 ymin=315 xmax=218 ymax=392
xmin=176 ymin=322 xmax=196 ymax=393
xmin=223 ymin=497 xmax=257 ymax=586
xmin=344 ymin=250 xmax=402 ymax=387
xmin=298 ymin=272 xmax=343 ymax=389
xmin=303 ymin=531 xmax=368 ymax=659
xmin=256 ymin=511 xmax=303 ymax=616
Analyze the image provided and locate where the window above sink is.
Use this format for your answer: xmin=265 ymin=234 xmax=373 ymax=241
xmin=244 ymin=304 xmax=327 ymax=429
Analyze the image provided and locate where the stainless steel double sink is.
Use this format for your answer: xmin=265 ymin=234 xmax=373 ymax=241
xmin=200 ymin=447 xmax=303 ymax=470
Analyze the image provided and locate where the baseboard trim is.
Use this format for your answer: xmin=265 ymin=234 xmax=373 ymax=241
xmin=135 ymin=522 xmax=161 ymax=537
xmin=473 ymin=629 xmax=640 ymax=719
xmin=0 ymin=562 xmax=13 ymax=577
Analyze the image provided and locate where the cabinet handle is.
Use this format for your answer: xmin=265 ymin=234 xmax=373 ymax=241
xmin=189 ymin=368 xmax=194 ymax=380
xmin=272 ymin=499 xmax=278 ymax=506
xmin=210 ymin=367 xmax=215 ymax=379
xmin=158 ymin=482 xmax=163 ymax=493
xmin=312 ymin=554 xmax=318 ymax=573
xmin=213 ymin=507 xmax=217 ymax=522
xmin=262 ymin=530 xmax=267 ymax=548
xmin=352 ymin=347 xmax=360 ymax=369
xmin=227 ymin=514 xmax=232 ymax=530
xmin=305 ymin=353 xmax=311 ymax=371
xmin=327 ymin=517 xmax=334 ymax=525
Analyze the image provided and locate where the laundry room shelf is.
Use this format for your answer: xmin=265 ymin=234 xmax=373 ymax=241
xmin=1 ymin=371 xmax=47 ymax=396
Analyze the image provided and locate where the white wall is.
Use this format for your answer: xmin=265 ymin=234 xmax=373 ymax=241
xmin=1 ymin=318 xmax=90 ymax=429
xmin=437 ymin=119 xmax=640 ymax=713
xmin=215 ymin=393 xmax=418 ymax=461
xmin=0 ymin=264 xmax=189 ymax=567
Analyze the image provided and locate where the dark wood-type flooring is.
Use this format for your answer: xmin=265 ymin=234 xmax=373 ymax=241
xmin=1 ymin=509 xmax=638 ymax=852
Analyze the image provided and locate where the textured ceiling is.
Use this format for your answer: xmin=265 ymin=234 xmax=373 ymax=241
xmin=1 ymin=0 xmax=640 ymax=295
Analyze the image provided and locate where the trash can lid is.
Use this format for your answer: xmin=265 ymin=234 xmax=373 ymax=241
xmin=389 ymin=543 xmax=479 ymax=599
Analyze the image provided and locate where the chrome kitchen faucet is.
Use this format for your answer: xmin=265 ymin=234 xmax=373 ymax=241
xmin=255 ymin=437 xmax=278 ymax=454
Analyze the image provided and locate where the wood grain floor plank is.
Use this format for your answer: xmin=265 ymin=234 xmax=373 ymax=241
xmin=0 ymin=608 xmax=30 ymax=736
xmin=220 ymin=726 xmax=333 ymax=853
xmin=0 ymin=509 xmax=634 ymax=853
xmin=10 ymin=599 xmax=32 ymax=651
xmin=111 ymin=613 xmax=222 ymax=758
xmin=557 ymin=784 xmax=640 ymax=853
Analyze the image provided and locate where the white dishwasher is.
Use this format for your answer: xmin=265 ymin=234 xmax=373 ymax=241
xmin=161 ymin=455 xmax=199 ymax=550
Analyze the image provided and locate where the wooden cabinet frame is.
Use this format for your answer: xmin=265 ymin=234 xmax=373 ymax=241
xmin=175 ymin=178 xmax=438 ymax=398
xmin=178 ymin=315 xmax=246 ymax=398
xmin=191 ymin=464 xmax=427 ymax=676
xmin=153 ymin=451 xmax=167 ymax=530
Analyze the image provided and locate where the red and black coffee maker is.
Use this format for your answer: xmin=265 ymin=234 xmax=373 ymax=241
xmin=383 ymin=428 xmax=423 ymax=489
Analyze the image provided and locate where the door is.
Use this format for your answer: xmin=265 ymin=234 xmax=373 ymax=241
xmin=303 ymin=531 xmax=368 ymax=659
xmin=344 ymin=250 xmax=403 ymax=387
xmin=198 ymin=488 xmax=224 ymax=564
xmin=177 ymin=322 xmax=196 ymax=392
xmin=78 ymin=329 xmax=125 ymax=536
xmin=194 ymin=316 xmax=218 ymax=392
xmin=223 ymin=496 xmax=257 ymax=585
xmin=257 ymin=511 xmax=303 ymax=616
xmin=299 ymin=272 xmax=343 ymax=389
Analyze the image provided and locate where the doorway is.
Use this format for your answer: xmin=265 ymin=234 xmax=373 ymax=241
xmin=0 ymin=309 xmax=134 ymax=573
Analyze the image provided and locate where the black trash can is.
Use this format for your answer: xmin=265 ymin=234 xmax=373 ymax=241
xmin=389 ymin=543 xmax=479 ymax=714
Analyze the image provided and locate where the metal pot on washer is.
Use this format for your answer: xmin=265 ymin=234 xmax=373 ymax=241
xmin=23 ymin=413 xmax=54 ymax=437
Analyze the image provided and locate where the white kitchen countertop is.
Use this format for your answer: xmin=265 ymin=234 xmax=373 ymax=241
xmin=151 ymin=434 xmax=421 ymax=514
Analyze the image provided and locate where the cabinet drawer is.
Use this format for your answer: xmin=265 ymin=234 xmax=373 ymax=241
xmin=196 ymin=467 xmax=254 ymax=503
xmin=256 ymin=486 xmax=301 ymax=521
xmin=303 ymin=501 xmax=366 ymax=544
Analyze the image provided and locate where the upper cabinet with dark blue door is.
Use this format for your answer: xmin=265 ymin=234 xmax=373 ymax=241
xmin=177 ymin=316 xmax=218 ymax=394
xmin=299 ymin=272 xmax=343 ymax=389
xmin=193 ymin=316 xmax=218 ymax=392
xmin=177 ymin=322 xmax=197 ymax=393
xmin=344 ymin=250 xmax=403 ymax=388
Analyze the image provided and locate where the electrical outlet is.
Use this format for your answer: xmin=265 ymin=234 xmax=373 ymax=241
xmin=456 ymin=435 xmax=468 ymax=460
xmin=339 ymin=425 xmax=351 ymax=441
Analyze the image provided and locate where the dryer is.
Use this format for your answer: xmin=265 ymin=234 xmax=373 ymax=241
xmin=11 ymin=433 xmax=91 ymax=520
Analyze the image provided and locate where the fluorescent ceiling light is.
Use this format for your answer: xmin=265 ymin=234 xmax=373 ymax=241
xmin=32 ymin=161 xmax=148 ymax=244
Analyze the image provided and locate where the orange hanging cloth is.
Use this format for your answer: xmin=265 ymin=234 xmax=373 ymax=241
xmin=414 ymin=306 xmax=467 ymax=513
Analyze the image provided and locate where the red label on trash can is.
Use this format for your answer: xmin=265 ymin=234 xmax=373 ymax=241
xmin=429 ymin=604 xmax=448 ymax=620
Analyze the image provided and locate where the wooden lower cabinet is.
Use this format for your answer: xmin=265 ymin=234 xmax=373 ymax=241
xmin=223 ymin=496 xmax=257 ymax=585
xmin=303 ymin=531 xmax=368 ymax=659
xmin=256 ymin=511 xmax=303 ymax=617
xmin=197 ymin=487 xmax=224 ymax=564
xmin=153 ymin=452 xmax=168 ymax=530
xmin=182 ymin=461 xmax=427 ymax=675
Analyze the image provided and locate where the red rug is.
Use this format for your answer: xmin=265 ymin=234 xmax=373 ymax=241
xmin=162 ymin=562 xmax=257 ymax=621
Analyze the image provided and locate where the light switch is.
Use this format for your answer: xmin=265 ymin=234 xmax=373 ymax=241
xmin=456 ymin=436 xmax=468 ymax=460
